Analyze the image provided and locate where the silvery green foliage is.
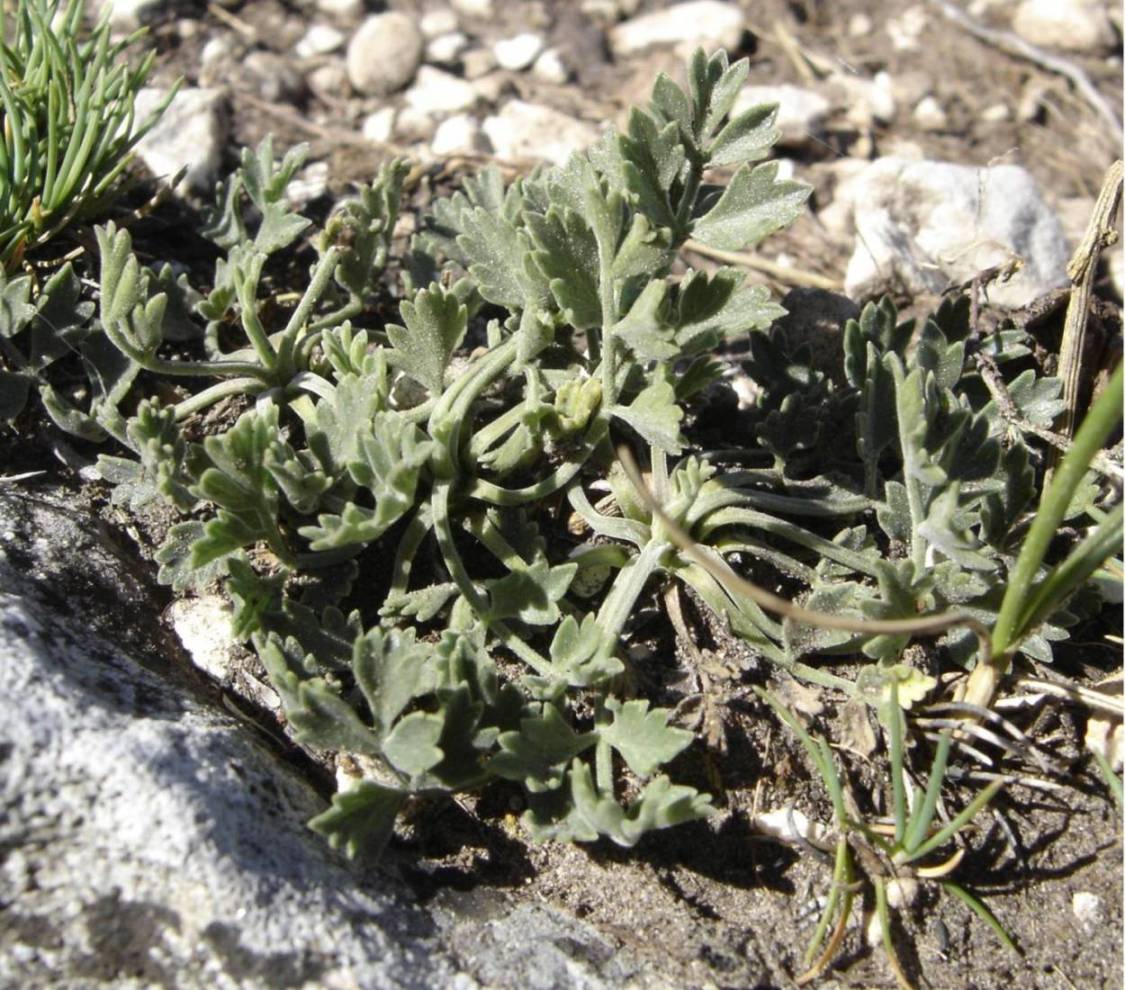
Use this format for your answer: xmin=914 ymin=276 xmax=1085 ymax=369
xmin=42 ymin=49 xmax=1106 ymax=859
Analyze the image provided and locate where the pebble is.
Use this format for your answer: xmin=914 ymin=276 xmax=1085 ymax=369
xmin=420 ymin=8 xmax=460 ymax=38
xmin=848 ymin=12 xmax=873 ymax=36
xmin=244 ymin=51 xmax=306 ymax=103
xmin=609 ymin=1 xmax=745 ymax=56
xmin=462 ymin=47 xmax=498 ymax=80
xmin=912 ymin=95 xmax=948 ymax=131
xmin=306 ymin=62 xmax=349 ymax=100
xmin=835 ymin=156 xmax=1071 ymax=309
xmin=1071 ymin=892 xmax=1105 ymax=933
xmin=832 ymin=70 xmax=897 ymax=127
xmin=362 ymin=106 xmax=397 ymax=144
xmin=431 ymin=114 xmax=489 ymax=156
xmin=132 ymin=87 xmax=228 ymax=194
xmin=482 ymin=100 xmax=599 ymax=164
xmin=885 ymin=5 xmax=927 ymax=51
xmin=395 ymin=106 xmax=438 ymax=143
xmin=732 ymin=84 xmax=830 ymax=149
xmin=981 ymin=102 xmax=1011 ymax=123
xmin=451 ymin=0 xmax=494 ymax=17
xmin=346 ymin=12 xmax=424 ymax=96
xmin=295 ymin=23 xmax=345 ymax=58
xmin=316 ymin=0 xmax=363 ymax=19
xmin=494 ymin=33 xmax=546 ymax=71
xmin=102 ymin=0 xmax=162 ymax=32
xmin=1012 ymin=0 xmax=1116 ymax=53
xmin=532 ymin=48 xmax=570 ymax=84
xmin=427 ymin=31 xmax=470 ymax=65
xmin=199 ymin=35 xmax=233 ymax=70
xmin=406 ymin=66 xmax=478 ymax=115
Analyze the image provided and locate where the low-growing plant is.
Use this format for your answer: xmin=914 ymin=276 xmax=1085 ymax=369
xmin=0 ymin=0 xmax=174 ymax=270
xmin=9 ymin=44 xmax=1121 ymax=886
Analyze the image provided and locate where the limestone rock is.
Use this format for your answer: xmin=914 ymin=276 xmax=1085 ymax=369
xmin=405 ymin=66 xmax=478 ymax=116
xmin=431 ymin=114 xmax=489 ymax=156
xmin=347 ymin=13 xmax=424 ymax=96
xmin=295 ymin=23 xmax=346 ymax=58
xmin=482 ymin=101 xmax=599 ymax=164
xmin=836 ymin=156 xmax=1070 ymax=308
xmin=132 ymin=87 xmax=228 ymax=194
xmin=609 ymin=1 xmax=744 ymax=56
xmin=1012 ymin=0 xmax=1116 ymax=53
xmin=494 ymin=33 xmax=545 ymax=71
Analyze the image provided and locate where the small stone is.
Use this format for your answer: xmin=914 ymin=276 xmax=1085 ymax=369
xmin=981 ymin=102 xmax=1011 ymax=123
xmin=912 ymin=95 xmax=948 ymax=131
xmin=395 ymin=106 xmax=437 ymax=142
xmin=102 ymin=0 xmax=164 ymax=32
xmin=494 ymin=33 xmax=545 ymax=71
xmin=1012 ymin=0 xmax=1115 ymax=53
xmin=431 ymin=114 xmax=489 ymax=156
xmin=451 ymin=0 xmax=494 ymax=17
xmin=168 ymin=596 xmax=235 ymax=683
xmin=532 ymin=48 xmax=570 ymax=84
xmin=833 ymin=70 xmax=897 ymax=128
xmin=848 ymin=12 xmax=873 ymax=36
xmin=316 ymin=0 xmax=363 ymax=20
xmin=482 ymin=100 xmax=600 ymax=164
xmin=287 ymin=161 xmax=330 ymax=209
xmin=462 ymin=47 xmax=498 ymax=80
xmin=244 ymin=51 xmax=306 ymax=103
xmin=295 ymin=23 xmax=345 ymax=58
xmin=471 ymin=72 xmax=508 ymax=104
xmin=405 ymin=66 xmax=478 ymax=115
xmin=1071 ymin=892 xmax=1105 ymax=933
xmin=427 ymin=31 xmax=470 ymax=65
xmin=346 ymin=13 xmax=424 ymax=96
xmin=420 ymin=8 xmax=459 ymax=38
xmin=1017 ymin=78 xmax=1050 ymax=122
xmin=732 ymin=84 xmax=830 ymax=149
xmin=609 ymin=1 xmax=744 ymax=56
xmin=307 ymin=62 xmax=349 ymax=100
xmin=886 ymin=5 xmax=927 ymax=51
xmin=132 ymin=87 xmax=227 ymax=194
xmin=362 ymin=107 xmax=396 ymax=144
xmin=199 ymin=35 xmax=233 ymax=69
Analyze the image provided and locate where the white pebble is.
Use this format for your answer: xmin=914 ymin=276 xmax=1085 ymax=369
xmin=362 ymin=107 xmax=396 ymax=144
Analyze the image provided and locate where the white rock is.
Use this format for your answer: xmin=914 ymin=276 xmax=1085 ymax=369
xmin=451 ymin=0 xmax=494 ymax=17
xmin=101 ymin=0 xmax=163 ymax=32
xmin=609 ymin=1 xmax=744 ymax=56
xmin=420 ymin=8 xmax=459 ymax=38
xmin=167 ymin=595 xmax=235 ymax=683
xmin=886 ymin=5 xmax=927 ymax=50
xmin=753 ymin=808 xmax=830 ymax=847
xmin=287 ymin=161 xmax=331 ymax=209
xmin=472 ymin=71 xmax=507 ymax=104
xmin=1012 ymin=0 xmax=1116 ymax=53
xmin=832 ymin=70 xmax=897 ymax=127
xmin=482 ymin=101 xmax=600 ymax=164
xmin=431 ymin=113 xmax=489 ymax=156
xmin=837 ymin=157 xmax=1070 ymax=308
xmin=405 ymin=66 xmax=478 ymax=115
xmin=362 ymin=106 xmax=397 ymax=143
xmin=462 ymin=47 xmax=498 ymax=79
xmin=1109 ymin=244 xmax=1124 ymax=300
xmin=732 ymin=84 xmax=830 ymax=148
xmin=1072 ymin=892 xmax=1106 ymax=933
xmin=494 ymin=32 xmax=545 ymax=71
xmin=316 ymin=0 xmax=363 ymax=20
xmin=395 ymin=106 xmax=437 ymax=142
xmin=295 ymin=23 xmax=345 ymax=58
xmin=132 ymin=87 xmax=227 ymax=193
xmin=427 ymin=30 xmax=470 ymax=65
xmin=532 ymin=47 xmax=570 ymax=84
xmin=848 ymin=12 xmax=873 ymax=36
xmin=913 ymin=95 xmax=948 ymax=131
xmin=307 ymin=61 xmax=349 ymax=100
xmin=982 ymin=102 xmax=1011 ymax=123
xmin=346 ymin=12 xmax=424 ymax=96
xmin=199 ymin=34 xmax=233 ymax=69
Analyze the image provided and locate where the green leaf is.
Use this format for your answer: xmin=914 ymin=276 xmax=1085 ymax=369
xmin=613 ymin=375 xmax=685 ymax=453
xmin=601 ymin=698 xmax=693 ymax=777
xmin=691 ymin=162 xmax=810 ymax=251
xmin=708 ymin=102 xmax=780 ymax=167
xmin=383 ymin=711 xmax=445 ymax=777
xmin=490 ymin=703 xmax=596 ymax=792
xmin=528 ymin=207 xmax=602 ymax=330
xmin=543 ymin=613 xmax=623 ymax=688
xmin=308 ymin=780 xmax=407 ymax=860
xmin=352 ymin=627 xmax=436 ymax=737
xmin=917 ymin=484 xmax=996 ymax=571
xmin=386 ymin=283 xmax=468 ymax=394
xmin=485 ymin=558 xmax=578 ymax=626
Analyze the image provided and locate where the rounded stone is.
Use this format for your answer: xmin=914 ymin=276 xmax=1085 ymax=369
xmin=346 ymin=13 xmax=424 ymax=96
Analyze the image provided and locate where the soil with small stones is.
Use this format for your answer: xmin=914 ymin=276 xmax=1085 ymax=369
xmin=4 ymin=1 xmax=1123 ymax=988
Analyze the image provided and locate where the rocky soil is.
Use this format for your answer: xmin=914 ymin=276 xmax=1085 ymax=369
xmin=1 ymin=1 xmax=1122 ymax=988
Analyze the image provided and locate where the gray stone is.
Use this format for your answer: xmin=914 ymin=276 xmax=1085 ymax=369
xmin=132 ymin=87 xmax=228 ymax=194
xmin=363 ymin=106 xmax=398 ymax=144
xmin=482 ymin=101 xmax=600 ymax=164
xmin=102 ymin=0 xmax=164 ymax=32
xmin=912 ymin=95 xmax=948 ymax=132
xmin=420 ymin=8 xmax=460 ymax=39
xmin=347 ymin=13 xmax=424 ymax=96
xmin=405 ymin=66 xmax=478 ymax=115
xmin=836 ymin=156 xmax=1070 ymax=308
xmin=609 ymin=1 xmax=744 ymax=56
xmin=532 ymin=48 xmax=570 ymax=84
xmin=296 ymin=23 xmax=346 ymax=58
xmin=316 ymin=0 xmax=364 ymax=21
xmin=431 ymin=113 xmax=489 ymax=156
xmin=462 ymin=47 xmax=498 ymax=80
xmin=494 ymin=33 xmax=545 ymax=71
xmin=1012 ymin=0 xmax=1116 ymax=53
xmin=243 ymin=51 xmax=306 ymax=103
